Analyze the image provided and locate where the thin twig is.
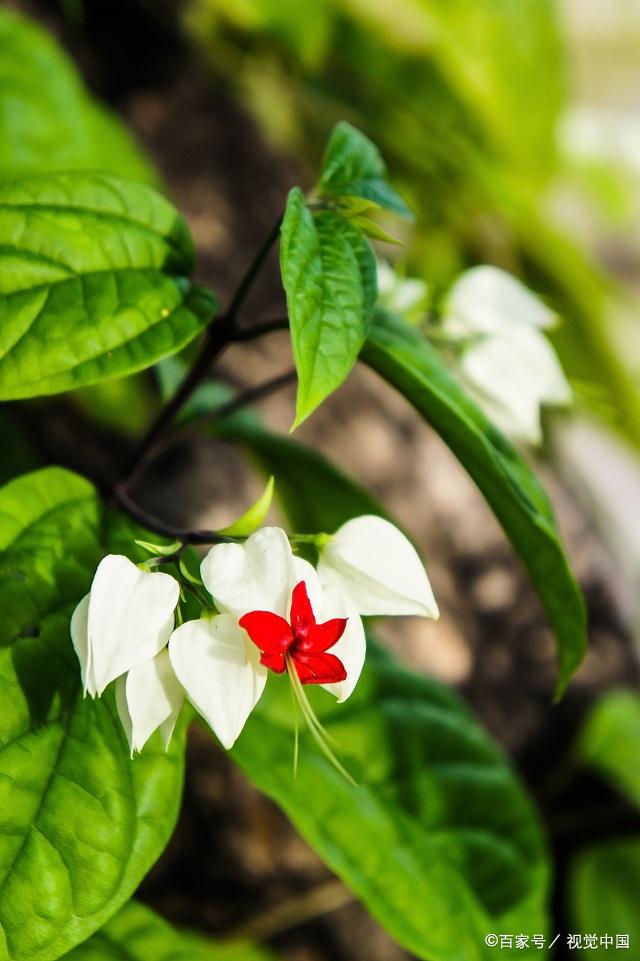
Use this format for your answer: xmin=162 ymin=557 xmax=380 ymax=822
xmin=234 ymin=316 xmax=289 ymax=342
xmin=116 ymin=219 xmax=283 ymax=489
xmin=205 ymin=367 xmax=297 ymax=425
xmin=222 ymin=879 xmax=354 ymax=944
xmin=113 ymin=484 xmax=227 ymax=545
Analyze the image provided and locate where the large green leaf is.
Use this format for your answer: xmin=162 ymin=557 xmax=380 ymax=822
xmin=575 ymin=691 xmax=640 ymax=810
xmin=361 ymin=309 xmax=586 ymax=695
xmin=280 ymin=186 xmax=377 ymax=427
xmin=0 ymin=468 xmax=186 ymax=961
xmin=0 ymin=9 xmax=155 ymax=185
xmin=318 ymin=121 xmax=412 ymax=218
xmin=569 ymin=837 xmax=640 ymax=959
xmin=0 ymin=173 xmax=216 ymax=400
xmin=232 ymin=645 xmax=549 ymax=961
xmin=61 ymin=900 xmax=275 ymax=961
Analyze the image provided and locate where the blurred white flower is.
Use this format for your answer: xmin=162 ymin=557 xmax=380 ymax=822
xmin=442 ymin=266 xmax=572 ymax=445
xmin=317 ymin=515 xmax=439 ymax=618
xmin=377 ymin=259 xmax=428 ymax=323
xmin=71 ymin=554 xmax=179 ymax=698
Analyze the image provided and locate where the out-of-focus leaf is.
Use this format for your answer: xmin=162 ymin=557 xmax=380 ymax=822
xmin=158 ymin=356 xmax=387 ymax=532
xmin=361 ymin=309 xmax=586 ymax=695
xmin=183 ymin=0 xmax=640 ymax=455
xmin=0 ymin=468 xmax=186 ymax=961
xmin=318 ymin=121 xmax=412 ymax=218
xmin=232 ymin=644 xmax=550 ymax=961
xmin=215 ymin=419 xmax=387 ymax=533
xmin=0 ymin=173 xmax=216 ymax=400
xmin=569 ymin=837 xmax=640 ymax=959
xmin=0 ymin=8 xmax=156 ymax=184
xmin=575 ymin=691 xmax=640 ymax=809
xmin=61 ymin=900 xmax=276 ymax=961
xmin=0 ymin=409 xmax=41 ymax=484
xmin=280 ymin=186 xmax=377 ymax=427
xmin=70 ymin=377 xmax=157 ymax=437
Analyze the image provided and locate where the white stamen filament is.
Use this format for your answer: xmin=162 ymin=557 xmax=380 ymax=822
xmin=286 ymin=654 xmax=357 ymax=787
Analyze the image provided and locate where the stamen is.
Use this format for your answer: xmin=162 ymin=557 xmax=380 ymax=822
xmin=289 ymin=679 xmax=299 ymax=778
xmin=286 ymin=655 xmax=356 ymax=787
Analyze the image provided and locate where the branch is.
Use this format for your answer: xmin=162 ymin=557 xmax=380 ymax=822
xmin=117 ymin=219 xmax=283 ymax=488
xmin=206 ymin=367 xmax=297 ymax=424
xmin=113 ymin=484 xmax=227 ymax=545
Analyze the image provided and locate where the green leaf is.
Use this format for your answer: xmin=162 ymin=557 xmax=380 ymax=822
xmin=61 ymin=900 xmax=276 ymax=961
xmin=0 ymin=172 xmax=217 ymax=400
xmin=232 ymin=644 xmax=550 ymax=961
xmin=361 ymin=309 xmax=587 ymax=695
xmin=0 ymin=9 xmax=156 ymax=185
xmin=280 ymin=186 xmax=377 ymax=427
xmin=217 ymin=476 xmax=275 ymax=536
xmin=318 ymin=121 xmax=412 ymax=219
xmin=569 ymin=837 xmax=640 ymax=959
xmin=0 ymin=468 xmax=186 ymax=961
xmin=575 ymin=691 xmax=640 ymax=809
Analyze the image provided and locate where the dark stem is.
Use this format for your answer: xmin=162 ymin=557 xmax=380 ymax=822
xmin=114 ymin=484 xmax=228 ymax=545
xmin=233 ymin=315 xmax=289 ymax=342
xmin=117 ymin=218 xmax=283 ymax=487
xmin=225 ymin=220 xmax=283 ymax=322
xmin=204 ymin=367 xmax=297 ymax=424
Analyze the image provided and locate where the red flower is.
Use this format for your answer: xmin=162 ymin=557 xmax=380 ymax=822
xmin=239 ymin=581 xmax=348 ymax=684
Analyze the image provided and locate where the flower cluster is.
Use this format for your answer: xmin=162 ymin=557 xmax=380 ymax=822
xmin=442 ymin=266 xmax=572 ymax=446
xmin=375 ymin=259 xmax=572 ymax=446
xmin=71 ymin=516 xmax=438 ymax=756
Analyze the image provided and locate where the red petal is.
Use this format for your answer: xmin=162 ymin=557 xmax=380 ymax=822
xmin=239 ymin=611 xmax=294 ymax=654
xmin=292 ymin=651 xmax=347 ymax=685
xmin=299 ymin=617 xmax=348 ymax=653
xmin=260 ymin=652 xmax=287 ymax=674
xmin=290 ymin=580 xmax=315 ymax=639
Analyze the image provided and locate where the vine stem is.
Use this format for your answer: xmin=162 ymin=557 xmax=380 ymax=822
xmin=116 ymin=218 xmax=283 ymax=489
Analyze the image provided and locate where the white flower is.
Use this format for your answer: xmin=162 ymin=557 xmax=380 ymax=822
xmin=317 ymin=515 xmax=439 ymax=618
xmin=377 ymin=260 xmax=428 ymax=323
xmin=169 ymin=528 xmax=367 ymax=748
xmin=115 ymin=649 xmax=184 ymax=755
xmin=445 ymin=265 xmax=556 ymax=336
xmin=442 ymin=266 xmax=572 ymax=445
xmin=70 ymin=554 xmax=180 ymax=698
xmin=169 ymin=614 xmax=267 ymax=750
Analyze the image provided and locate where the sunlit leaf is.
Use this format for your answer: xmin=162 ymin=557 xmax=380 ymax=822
xmin=0 ymin=173 xmax=217 ymax=400
xmin=232 ymin=645 xmax=550 ymax=961
xmin=0 ymin=8 xmax=155 ymax=185
xmin=280 ymin=186 xmax=377 ymax=427
xmin=218 ymin=477 xmax=275 ymax=536
xmin=0 ymin=468 xmax=186 ymax=961
xmin=318 ymin=121 xmax=412 ymax=218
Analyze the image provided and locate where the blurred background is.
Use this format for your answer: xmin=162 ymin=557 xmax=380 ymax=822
xmin=3 ymin=1 xmax=640 ymax=958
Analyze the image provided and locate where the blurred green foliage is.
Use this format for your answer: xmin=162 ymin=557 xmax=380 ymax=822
xmin=181 ymin=0 xmax=640 ymax=449
xmin=0 ymin=9 xmax=155 ymax=185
